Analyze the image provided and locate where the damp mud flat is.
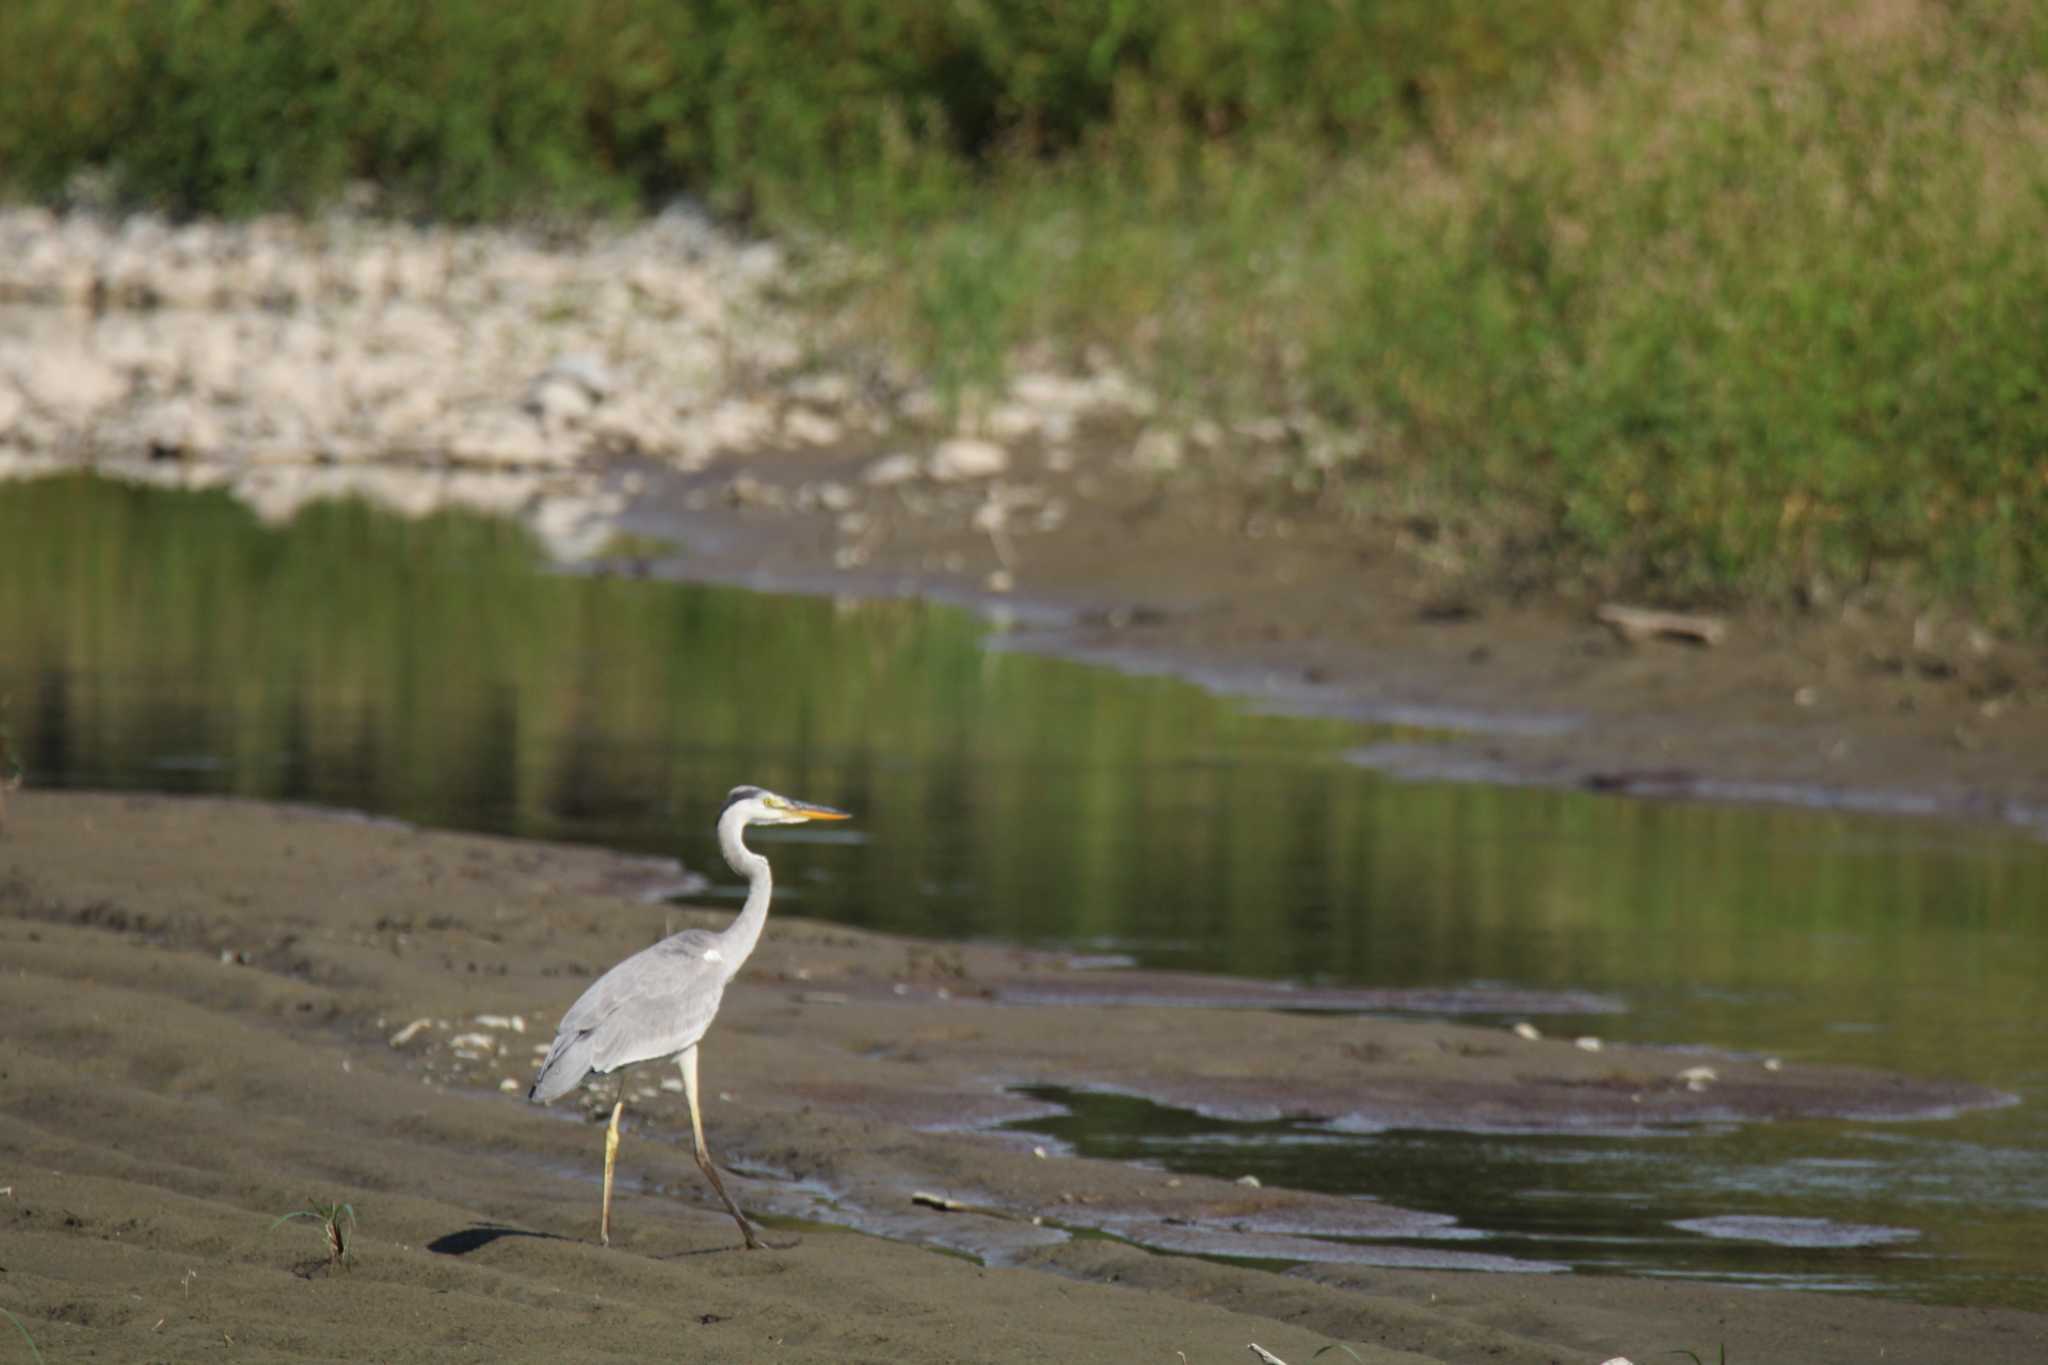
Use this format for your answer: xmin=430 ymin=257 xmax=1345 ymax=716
xmin=4 ymin=792 xmax=2044 ymax=1364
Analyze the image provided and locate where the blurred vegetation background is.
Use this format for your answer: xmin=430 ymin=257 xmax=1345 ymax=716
xmin=2 ymin=1 xmax=2045 ymax=621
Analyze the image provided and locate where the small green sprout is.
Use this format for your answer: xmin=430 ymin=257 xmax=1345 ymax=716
xmin=271 ymin=1198 xmax=358 ymax=1268
xmin=1 ymin=1307 xmax=44 ymax=1364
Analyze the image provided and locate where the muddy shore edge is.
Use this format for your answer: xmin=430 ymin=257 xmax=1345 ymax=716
xmin=605 ymin=459 xmax=2048 ymax=840
xmin=5 ymin=791 xmax=2043 ymax=1364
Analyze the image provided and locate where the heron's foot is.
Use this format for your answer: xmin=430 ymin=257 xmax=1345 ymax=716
xmin=744 ymin=1224 xmax=800 ymax=1252
xmin=730 ymin=1212 xmax=798 ymax=1251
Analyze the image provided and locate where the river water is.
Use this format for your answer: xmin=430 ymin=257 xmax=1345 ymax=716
xmin=4 ymin=473 xmax=2044 ymax=1306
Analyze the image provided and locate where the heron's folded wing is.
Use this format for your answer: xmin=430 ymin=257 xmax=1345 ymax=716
xmin=531 ymin=931 xmax=730 ymax=1100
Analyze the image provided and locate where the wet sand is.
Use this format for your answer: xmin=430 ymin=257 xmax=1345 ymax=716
xmin=6 ymin=791 xmax=2043 ymax=1363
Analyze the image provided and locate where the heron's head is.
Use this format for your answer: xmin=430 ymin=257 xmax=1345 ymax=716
xmin=723 ymin=784 xmax=852 ymax=827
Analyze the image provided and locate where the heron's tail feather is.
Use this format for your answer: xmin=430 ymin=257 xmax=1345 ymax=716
xmin=528 ymin=1030 xmax=596 ymax=1104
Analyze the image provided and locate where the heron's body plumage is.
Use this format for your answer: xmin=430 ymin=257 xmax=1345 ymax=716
xmin=528 ymin=929 xmax=735 ymax=1102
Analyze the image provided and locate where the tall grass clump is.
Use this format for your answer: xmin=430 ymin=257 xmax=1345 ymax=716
xmin=1308 ymin=3 xmax=2048 ymax=612
xmin=856 ymin=2 xmax=2048 ymax=620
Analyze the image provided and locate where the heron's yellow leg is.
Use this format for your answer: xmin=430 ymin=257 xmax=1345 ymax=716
xmin=680 ymin=1048 xmax=764 ymax=1250
xmin=600 ymin=1095 xmax=624 ymax=1247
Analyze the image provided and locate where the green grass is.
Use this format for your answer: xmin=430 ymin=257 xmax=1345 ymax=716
xmin=3 ymin=0 xmax=2045 ymax=624
xmin=0 ymin=1308 xmax=43 ymax=1365
xmin=271 ymin=1198 xmax=357 ymax=1268
xmin=0 ymin=0 xmax=1619 ymax=221
xmin=842 ymin=4 xmax=2048 ymax=621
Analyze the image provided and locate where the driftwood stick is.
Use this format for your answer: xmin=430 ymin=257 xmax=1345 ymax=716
xmin=1595 ymin=602 xmax=1727 ymax=647
xmin=910 ymin=1191 xmax=1020 ymax=1221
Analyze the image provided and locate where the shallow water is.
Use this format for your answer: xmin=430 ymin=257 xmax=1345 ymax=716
xmin=4 ymin=473 xmax=2046 ymax=1307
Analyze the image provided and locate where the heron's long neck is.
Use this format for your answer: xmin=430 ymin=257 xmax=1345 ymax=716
xmin=715 ymin=806 xmax=773 ymax=966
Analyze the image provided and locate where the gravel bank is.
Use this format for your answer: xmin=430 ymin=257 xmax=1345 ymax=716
xmin=0 ymin=206 xmax=1172 ymax=567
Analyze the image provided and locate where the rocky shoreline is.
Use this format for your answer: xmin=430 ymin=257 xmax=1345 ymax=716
xmin=0 ymin=205 xmax=1177 ymax=569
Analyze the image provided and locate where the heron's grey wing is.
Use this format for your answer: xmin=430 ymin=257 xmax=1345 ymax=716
xmin=528 ymin=929 xmax=730 ymax=1103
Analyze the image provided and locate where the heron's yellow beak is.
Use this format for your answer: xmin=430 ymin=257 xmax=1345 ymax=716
xmin=790 ymin=800 xmax=851 ymax=822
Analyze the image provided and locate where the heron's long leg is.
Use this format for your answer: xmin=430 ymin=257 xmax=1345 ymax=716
xmin=679 ymin=1047 xmax=766 ymax=1250
xmin=600 ymin=1080 xmax=625 ymax=1247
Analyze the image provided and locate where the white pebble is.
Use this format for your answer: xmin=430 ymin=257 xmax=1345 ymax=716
xmin=1127 ymin=427 xmax=1183 ymax=473
xmin=926 ymin=437 xmax=1008 ymax=482
xmin=389 ymin=1018 xmax=433 ymax=1048
xmin=863 ymin=452 xmax=922 ymax=486
xmin=1511 ymin=1022 xmax=1542 ymax=1042
xmin=539 ymin=352 xmax=614 ymax=398
xmin=783 ymin=408 xmax=843 ymax=446
xmin=1677 ymin=1065 xmax=1719 ymax=1092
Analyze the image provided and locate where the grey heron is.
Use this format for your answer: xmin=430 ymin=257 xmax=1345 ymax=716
xmin=528 ymin=784 xmax=850 ymax=1249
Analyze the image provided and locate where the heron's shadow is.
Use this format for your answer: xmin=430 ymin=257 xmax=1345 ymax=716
xmin=651 ymin=1244 xmax=738 ymax=1260
xmin=427 ymin=1223 xmax=575 ymax=1256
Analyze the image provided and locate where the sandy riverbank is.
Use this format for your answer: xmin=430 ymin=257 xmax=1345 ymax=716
xmin=4 ymin=791 xmax=2043 ymax=1363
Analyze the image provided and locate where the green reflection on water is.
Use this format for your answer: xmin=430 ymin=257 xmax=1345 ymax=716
xmin=6 ymin=474 xmax=2048 ymax=1051
xmin=5 ymin=473 xmax=2047 ymax=1305
xmin=0 ymin=473 xmax=1370 ymax=962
